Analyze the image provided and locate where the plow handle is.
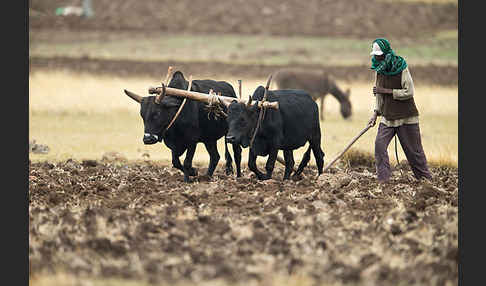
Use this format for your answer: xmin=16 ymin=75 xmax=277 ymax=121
xmin=322 ymin=123 xmax=373 ymax=173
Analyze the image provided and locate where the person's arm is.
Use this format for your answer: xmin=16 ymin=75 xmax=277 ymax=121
xmin=392 ymin=67 xmax=414 ymax=100
xmin=373 ymin=72 xmax=383 ymax=115
xmin=374 ymin=68 xmax=414 ymax=100
xmin=369 ymin=72 xmax=381 ymax=127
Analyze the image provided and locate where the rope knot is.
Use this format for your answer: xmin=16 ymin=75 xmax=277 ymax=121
xmin=204 ymin=89 xmax=227 ymax=120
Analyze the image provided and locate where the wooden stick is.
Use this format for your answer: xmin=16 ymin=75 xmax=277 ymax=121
xmin=148 ymin=86 xmax=279 ymax=110
xmin=163 ymin=66 xmax=174 ymax=85
xmin=322 ymin=123 xmax=373 ymax=173
xmin=165 ymin=76 xmax=191 ymax=131
xmin=238 ymin=80 xmax=242 ymax=99
xmin=155 ymin=66 xmax=174 ymax=104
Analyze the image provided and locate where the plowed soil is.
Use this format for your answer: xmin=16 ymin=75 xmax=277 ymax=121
xmin=29 ymin=158 xmax=458 ymax=285
xmin=29 ymin=0 xmax=458 ymax=85
xmin=29 ymin=57 xmax=458 ymax=86
xmin=30 ymin=0 xmax=457 ymax=39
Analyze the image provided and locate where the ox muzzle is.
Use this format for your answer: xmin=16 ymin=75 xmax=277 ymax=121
xmin=225 ymin=134 xmax=236 ymax=144
xmin=143 ymin=133 xmax=160 ymax=145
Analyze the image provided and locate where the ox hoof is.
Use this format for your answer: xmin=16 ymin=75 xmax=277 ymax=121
xmin=225 ymin=165 xmax=234 ymax=175
xmin=188 ymin=168 xmax=198 ymax=177
xmin=184 ymin=176 xmax=195 ymax=183
xmin=199 ymin=174 xmax=213 ymax=182
xmin=291 ymin=174 xmax=304 ymax=181
xmin=257 ymin=174 xmax=272 ymax=181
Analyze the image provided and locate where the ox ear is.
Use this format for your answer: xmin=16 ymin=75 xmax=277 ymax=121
xmin=346 ymin=88 xmax=351 ymax=97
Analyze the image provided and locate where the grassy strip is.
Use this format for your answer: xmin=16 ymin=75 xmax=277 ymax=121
xmin=29 ymin=29 xmax=457 ymax=67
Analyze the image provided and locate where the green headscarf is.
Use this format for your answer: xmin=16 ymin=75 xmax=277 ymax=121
xmin=370 ymin=38 xmax=407 ymax=76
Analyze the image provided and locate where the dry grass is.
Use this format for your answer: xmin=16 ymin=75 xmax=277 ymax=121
xmin=29 ymin=70 xmax=457 ymax=167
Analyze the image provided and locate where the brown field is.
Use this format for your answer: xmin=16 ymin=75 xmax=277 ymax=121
xmin=29 ymin=70 xmax=458 ymax=286
xmin=29 ymin=1 xmax=458 ymax=285
xmin=29 ymin=157 xmax=458 ymax=286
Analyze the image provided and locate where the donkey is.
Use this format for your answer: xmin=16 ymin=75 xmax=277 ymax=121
xmin=273 ymin=69 xmax=352 ymax=121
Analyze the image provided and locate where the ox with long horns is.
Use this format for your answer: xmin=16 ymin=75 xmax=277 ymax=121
xmin=124 ymin=67 xmax=242 ymax=182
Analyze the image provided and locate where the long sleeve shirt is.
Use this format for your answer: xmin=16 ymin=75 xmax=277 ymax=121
xmin=373 ymin=67 xmax=419 ymax=127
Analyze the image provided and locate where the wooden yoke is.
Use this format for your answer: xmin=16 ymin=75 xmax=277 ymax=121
xmin=148 ymin=86 xmax=279 ymax=110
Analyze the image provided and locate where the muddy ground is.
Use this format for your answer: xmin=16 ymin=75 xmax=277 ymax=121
xmin=30 ymin=0 xmax=457 ymax=39
xmin=29 ymin=157 xmax=458 ymax=285
xmin=29 ymin=0 xmax=458 ymax=85
xmin=29 ymin=1 xmax=458 ymax=284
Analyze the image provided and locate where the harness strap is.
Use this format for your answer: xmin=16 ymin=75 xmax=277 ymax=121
xmin=165 ymin=98 xmax=187 ymax=131
xmin=165 ymin=78 xmax=192 ymax=132
xmin=250 ymin=100 xmax=266 ymax=149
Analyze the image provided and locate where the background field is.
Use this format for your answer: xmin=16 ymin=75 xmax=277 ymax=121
xmin=29 ymin=71 xmax=458 ymax=167
xmin=29 ymin=0 xmax=458 ymax=285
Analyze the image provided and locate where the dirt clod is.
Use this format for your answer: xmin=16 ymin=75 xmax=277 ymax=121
xmin=29 ymin=160 xmax=458 ymax=285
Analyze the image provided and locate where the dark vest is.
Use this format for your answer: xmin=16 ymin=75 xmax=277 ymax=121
xmin=377 ymin=71 xmax=419 ymax=121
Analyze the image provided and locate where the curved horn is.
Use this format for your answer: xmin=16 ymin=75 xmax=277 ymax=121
xmin=265 ymin=74 xmax=273 ymax=90
xmin=154 ymin=84 xmax=165 ymax=104
xmin=124 ymin=89 xmax=143 ymax=103
xmin=163 ymin=66 xmax=174 ymax=86
xmin=238 ymin=79 xmax=242 ymax=99
xmin=187 ymin=75 xmax=193 ymax=91
xmin=246 ymin=95 xmax=252 ymax=107
xmin=262 ymin=73 xmax=273 ymax=102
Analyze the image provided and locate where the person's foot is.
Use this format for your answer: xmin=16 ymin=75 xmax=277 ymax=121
xmin=377 ymin=178 xmax=391 ymax=185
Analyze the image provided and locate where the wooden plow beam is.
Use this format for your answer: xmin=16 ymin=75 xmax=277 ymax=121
xmin=147 ymin=85 xmax=279 ymax=110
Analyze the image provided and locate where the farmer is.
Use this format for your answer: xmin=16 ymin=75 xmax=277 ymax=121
xmin=367 ymin=38 xmax=432 ymax=183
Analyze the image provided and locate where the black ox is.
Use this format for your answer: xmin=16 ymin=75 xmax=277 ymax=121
xmin=124 ymin=71 xmax=242 ymax=182
xmin=225 ymin=85 xmax=325 ymax=180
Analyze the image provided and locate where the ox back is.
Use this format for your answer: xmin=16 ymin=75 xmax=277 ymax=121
xmin=228 ymin=85 xmax=324 ymax=180
xmin=164 ymin=73 xmax=233 ymax=142
xmin=251 ymin=86 xmax=321 ymax=154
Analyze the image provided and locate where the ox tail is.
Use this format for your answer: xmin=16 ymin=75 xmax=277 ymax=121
xmin=294 ymin=145 xmax=314 ymax=177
